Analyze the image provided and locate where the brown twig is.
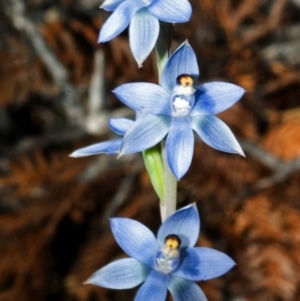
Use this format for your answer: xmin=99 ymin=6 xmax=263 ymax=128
xmin=3 ymin=0 xmax=84 ymax=125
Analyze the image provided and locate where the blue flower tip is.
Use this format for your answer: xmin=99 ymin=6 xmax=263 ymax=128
xmin=172 ymin=171 xmax=182 ymax=181
xmin=83 ymin=279 xmax=90 ymax=285
xmin=238 ymin=147 xmax=246 ymax=157
xmin=98 ymin=31 xmax=108 ymax=43
xmin=240 ymin=87 xmax=246 ymax=96
xmin=179 ymin=202 xmax=197 ymax=212
xmin=69 ymin=151 xmax=81 ymax=158
xmin=228 ymin=259 xmax=237 ymax=270
xmin=111 ymin=87 xmax=121 ymax=95
xmin=109 ymin=218 xmax=116 ymax=226
xmin=118 ymin=143 xmax=126 ymax=158
xmin=109 ymin=218 xmax=120 ymax=231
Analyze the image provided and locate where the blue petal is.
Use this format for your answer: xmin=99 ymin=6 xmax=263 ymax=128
xmin=190 ymin=115 xmax=245 ymax=156
xmin=86 ymin=258 xmax=151 ymax=289
xmin=120 ymin=115 xmax=171 ymax=155
xmin=166 ymin=117 xmax=194 ymax=180
xmin=172 ymin=247 xmax=236 ymax=281
xmin=129 ymin=8 xmax=160 ymax=67
xmin=113 ymin=83 xmax=171 ymax=115
xmin=169 ymin=276 xmax=207 ymax=301
xmin=191 ymin=82 xmax=245 ymax=115
xmin=98 ymin=0 xmax=145 ymax=43
xmin=135 ymin=270 xmax=169 ymax=301
xmin=110 ymin=218 xmax=158 ymax=268
xmin=69 ymin=139 xmax=122 ymax=157
xmin=108 ymin=118 xmax=134 ymax=135
xmin=161 ymin=41 xmax=199 ymax=93
xmin=157 ymin=204 xmax=200 ymax=248
xmin=148 ymin=0 xmax=192 ymax=23
xmin=100 ymin=0 xmax=125 ymax=11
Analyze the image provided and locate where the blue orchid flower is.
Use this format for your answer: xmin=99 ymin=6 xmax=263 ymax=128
xmin=98 ymin=0 xmax=192 ymax=66
xmin=86 ymin=204 xmax=235 ymax=301
xmin=113 ymin=41 xmax=245 ymax=180
xmin=69 ymin=118 xmax=134 ymax=157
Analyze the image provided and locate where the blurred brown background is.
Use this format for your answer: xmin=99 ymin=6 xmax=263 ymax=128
xmin=1 ymin=0 xmax=300 ymax=300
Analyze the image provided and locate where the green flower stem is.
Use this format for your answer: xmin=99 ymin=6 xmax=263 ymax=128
xmin=155 ymin=22 xmax=174 ymax=83
xmin=156 ymin=22 xmax=177 ymax=222
xmin=142 ymin=22 xmax=176 ymax=222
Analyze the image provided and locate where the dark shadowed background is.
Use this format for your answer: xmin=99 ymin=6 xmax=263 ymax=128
xmin=1 ymin=0 xmax=300 ymax=300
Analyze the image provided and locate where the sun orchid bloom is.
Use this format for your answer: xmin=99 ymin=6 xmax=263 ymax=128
xmin=113 ymin=41 xmax=245 ymax=180
xmin=86 ymin=204 xmax=235 ymax=301
xmin=98 ymin=0 xmax=192 ymax=66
